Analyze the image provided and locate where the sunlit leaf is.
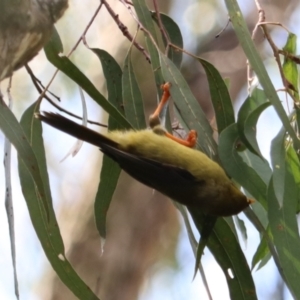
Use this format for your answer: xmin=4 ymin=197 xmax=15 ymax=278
xmin=19 ymin=102 xmax=99 ymax=299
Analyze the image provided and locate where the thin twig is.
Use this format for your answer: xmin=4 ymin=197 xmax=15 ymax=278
xmin=119 ymin=0 xmax=162 ymax=53
xmin=25 ymin=66 xmax=107 ymax=127
xmin=215 ymin=18 xmax=231 ymax=38
xmin=247 ymin=0 xmax=265 ymax=91
xmin=152 ymin=0 xmax=170 ymax=55
xmin=102 ymin=0 xmax=151 ymax=62
xmin=25 ymin=65 xmax=60 ymax=102
xmin=278 ymin=50 xmax=300 ymax=64
xmin=68 ymin=2 xmax=103 ymax=56
xmin=37 ymin=2 xmax=104 ymax=106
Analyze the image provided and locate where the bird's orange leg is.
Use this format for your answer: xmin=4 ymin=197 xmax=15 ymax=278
xmin=149 ymin=82 xmax=197 ymax=148
xmin=151 ymin=82 xmax=171 ymax=119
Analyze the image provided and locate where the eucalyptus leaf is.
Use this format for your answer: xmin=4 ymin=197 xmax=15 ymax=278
xmin=19 ymin=102 xmax=99 ymax=299
xmin=92 ymin=49 xmax=125 ymax=238
xmin=44 ymin=28 xmax=130 ymax=128
xmin=219 ymin=124 xmax=269 ymax=208
xmin=268 ymin=173 xmax=300 ymax=299
xmin=197 ymin=58 xmax=235 ymax=133
xmin=159 ymin=52 xmax=217 ymax=156
xmin=151 ymin=12 xmax=183 ymax=67
xmin=282 ymin=33 xmax=298 ymax=97
xmin=122 ymin=49 xmax=146 ymax=129
xmin=237 ymin=89 xmax=269 ymax=157
xmin=190 ymin=209 xmax=257 ymax=300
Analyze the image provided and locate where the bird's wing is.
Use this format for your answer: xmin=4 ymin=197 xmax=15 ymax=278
xmin=100 ymin=143 xmax=203 ymax=194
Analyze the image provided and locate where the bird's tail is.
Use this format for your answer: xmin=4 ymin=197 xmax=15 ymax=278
xmin=37 ymin=112 xmax=118 ymax=148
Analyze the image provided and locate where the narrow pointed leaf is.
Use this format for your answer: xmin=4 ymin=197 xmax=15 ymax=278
xmin=92 ymin=49 xmax=124 ymax=238
xmin=151 ymin=12 xmax=183 ymax=67
xmin=270 ymin=128 xmax=288 ymax=207
xmin=237 ymin=89 xmax=269 ymax=157
xmin=122 ymin=49 xmax=146 ymax=129
xmin=190 ymin=209 xmax=257 ymax=300
xmin=132 ymin=0 xmax=164 ymax=88
xmin=197 ymin=58 xmax=235 ymax=133
xmin=282 ymin=33 xmax=298 ymax=97
xmin=268 ymin=173 xmax=300 ymax=299
xmin=44 ymin=28 xmax=130 ymax=128
xmin=19 ymin=102 xmax=99 ymax=299
xmin=219 ymin=123 xmax=270 ymax=208
xmin=159 ymin=52 xmax=217 ymax=156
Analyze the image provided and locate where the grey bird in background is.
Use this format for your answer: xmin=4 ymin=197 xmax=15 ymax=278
xmin=0 ymin=0 xmax=68 ymax=81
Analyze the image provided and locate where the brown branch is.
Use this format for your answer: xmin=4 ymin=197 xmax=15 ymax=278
xmin=36 ymin=3 xmax=104 ymax=106
xmin=152 ymin=0 xmax=170 ymax=55
xmin=247 ymin=0 xmax=265 ymax=90
xmin=278 ymin=50 xmax=300 ymax=64
xmin=102 ymin=0 xmax=151 ymax=63
xmin=68 ymin=2 xmax=103 ymax=56
xmin=25 ymin=65 xmax=107 ymax=127
xmin=250 ymin=1 xmax=298 ymax=103
xmin=25 ymin=65 xmax=60 ymax=102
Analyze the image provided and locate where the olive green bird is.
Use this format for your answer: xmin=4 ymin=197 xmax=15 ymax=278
xmin=37 ymin=83 xmax=252 ymax=216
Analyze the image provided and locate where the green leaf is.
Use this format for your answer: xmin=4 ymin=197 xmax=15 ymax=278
xmin=244 ymin=103 xmax=271 ymax=156
xmin=237 ymin=89 xmax=270 ymax=157
xmin=90 ymin=48 xmax=127 ymax=120
xmin=193 ymin=215 xmax=217 ymax=279
xmin=18 ymin=102 xmax=99 ymax=299
xmin=0 ymin=99 xmax=49 ymax=218
xmin=270 ymin=128 xmax=287 ymax=207
xmin=234 ymin=215 xmax=247 ymax=246
xmin=286 ymin=142 xmax=300 ymax=213
xmin=219 ymin=124 xmax=270 ymax=208
xmin=132 ymin=0 xmax=164 ymax=90
xmin=95 ymin=155 xmax=121 ymax=238
xmin=151 ymin=12 xmax=183 ymax=67
xmin=239 ymin=150 xmax=271 ymax=185
xmin=44 ymin=28 xmax=130 ymax=129
xmin=122 ymin=49 xmax=146 ymax=129
xmin=92 ymin=49 xmax=124 ymax=238
xmin=282 ymin=33 xmax=298 ymax=97
xmin=251 ymin=233 xmax=270 ymax=271
xmin=159 ymin=52 xmax=218 ymax=156
xmin=271 ymin=127 xmax=300 ymax=208
xmin=190 ymin=209 xmax=257 ymax=300
xmin=268 ymin=173 xmax=300 ymax=299
xmin=197 ymin=58 xmax=235 ymax=133
xmin=282 ymin=33 xmax=300 ymax=143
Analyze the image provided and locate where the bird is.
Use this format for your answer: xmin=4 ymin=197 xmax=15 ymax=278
xmin=37 ymin=82 xmax=253 ymax=216
xmin=0 ymin=0 xmax=68 ymax=81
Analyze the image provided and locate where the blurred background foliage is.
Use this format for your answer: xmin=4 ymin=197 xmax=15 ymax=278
xmin=1 ymin=0 xmax=300 ymax=299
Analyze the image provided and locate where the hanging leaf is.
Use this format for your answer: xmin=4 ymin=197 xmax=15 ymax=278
xmin=122 ymin=49 xmax=146 ymax=129
xmin=91 ymin=49 xmax=125 ymax=238
xmin=151 ymin=12 xmax=183 ymax=67
xmin=197 ymin=58 xmax=235 ymax=133
xmin=237 ymin=89 xmax=269 ymax=157
xmin=219 ymin=123 xmax=270 ymax=208
xmin=44 ymin=28 xmax=130 ymax=128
